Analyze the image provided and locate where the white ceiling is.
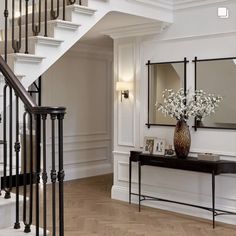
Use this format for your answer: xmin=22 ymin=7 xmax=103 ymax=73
xmin=77 ymin=12 xmax=159 ymax=49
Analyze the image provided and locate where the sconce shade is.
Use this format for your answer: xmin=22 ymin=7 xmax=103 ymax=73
xmin=116 ymin=81 xmax=133 ymax=91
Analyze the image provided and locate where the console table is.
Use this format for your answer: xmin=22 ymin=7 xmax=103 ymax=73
xmin=129 ymin=151 xmax=236 ymax=228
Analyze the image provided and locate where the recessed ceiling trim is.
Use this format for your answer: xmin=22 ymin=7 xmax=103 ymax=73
xmin=102 ymin=22 xmax=170 ymax=39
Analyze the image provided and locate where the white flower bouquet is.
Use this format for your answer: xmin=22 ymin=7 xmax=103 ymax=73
xmin=156 ymin=88 xmax=222 ymax=122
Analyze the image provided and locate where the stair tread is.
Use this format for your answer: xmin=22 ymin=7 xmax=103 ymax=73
xmin=0 ymin=222 xmax=48 ymax=235
xmin=0 ymin=193 xmax=23 ymax=206
xmin=0 ymin=35 xmax=64 ymax=43
xmin=68 ymin=4 xmax=97 ymax=13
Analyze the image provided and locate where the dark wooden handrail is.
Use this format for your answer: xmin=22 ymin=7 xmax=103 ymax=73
xmin=0 ymin=55 xmax=66 ymax=114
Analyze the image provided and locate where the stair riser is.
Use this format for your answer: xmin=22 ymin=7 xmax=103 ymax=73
xmin=0 ymin=37 xmax=63 ymax=55
xmin=0 ymin=38 xmax=38 ymax=55
xmin=15 ymin=6 xmax=69 ymax=25
xmin=6 ymin=21 xmax=58 ymax=41
xmin=7 ymin=54 xmax=44 ymax=78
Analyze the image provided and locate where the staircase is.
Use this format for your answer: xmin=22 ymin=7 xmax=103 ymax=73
xmin=0 ymin=0 xmax=172 ymax=88
xmin=0 ymin=0 xmax=172 ymax=235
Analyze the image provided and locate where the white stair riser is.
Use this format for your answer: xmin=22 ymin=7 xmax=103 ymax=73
xmin=0 ymin=37 xmax=63 ymax=55
xmin=7 ymin=21 xmax=61 ymax=39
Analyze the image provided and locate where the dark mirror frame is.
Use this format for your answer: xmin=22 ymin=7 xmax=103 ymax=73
xmin=193 ymin=56 xmax=236 ymax=131
xmin=146 ymin=58 xmax=188 ymax=128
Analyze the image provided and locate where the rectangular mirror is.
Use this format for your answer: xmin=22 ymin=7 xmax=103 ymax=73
xmin=194 ymin=57 xmax=236 ymax=130
xmin=146 ymin=59 xmax=187 ymax=128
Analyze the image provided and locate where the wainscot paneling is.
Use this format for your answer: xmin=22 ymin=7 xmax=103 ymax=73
xmin=112 ymin=0 xmax=236 ymax=225
xmin=42 ymin=44 xmax=113 ymax=180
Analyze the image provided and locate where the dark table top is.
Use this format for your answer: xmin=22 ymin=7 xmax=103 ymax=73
xmin=130 ymin=151 xmax=236 ymax=175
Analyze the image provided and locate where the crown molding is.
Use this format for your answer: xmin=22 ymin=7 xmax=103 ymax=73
xmin=103 ymin=22 xmax=171 ymax=39
xmin=125 ymin=0 xmax=232 ymax=11
xmin=174 ymin=0 xmax=232 ymax=10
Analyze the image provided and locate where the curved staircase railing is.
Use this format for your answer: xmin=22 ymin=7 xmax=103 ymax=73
xmin=0 ymin=55 xmax=66 ymax=236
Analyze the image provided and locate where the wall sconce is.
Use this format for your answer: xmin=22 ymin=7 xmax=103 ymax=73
xmin=116 ymin=81 xmax=132 ymax=102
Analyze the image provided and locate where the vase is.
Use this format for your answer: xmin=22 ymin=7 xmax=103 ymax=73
xmin=174 ymin=119 xmax=191 ymax=159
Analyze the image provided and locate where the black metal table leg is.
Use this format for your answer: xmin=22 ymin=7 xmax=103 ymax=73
xmin=138 ymin=160 xmax=141 ymax=212
xmin=129 ymin=158 xmax=132 ymax=204
xmin=212 ymin=170 xmax=215 ymax=228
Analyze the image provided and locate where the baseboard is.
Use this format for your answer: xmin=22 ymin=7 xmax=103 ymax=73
xmin=111 ymin=185 xmax=236 ymax=226
xmin=64 ymin=162 xmax=113 ymax=181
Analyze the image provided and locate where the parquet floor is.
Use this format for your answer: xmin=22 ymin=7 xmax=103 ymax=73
xmin=41 ymin=174 xmax=236 ymax=236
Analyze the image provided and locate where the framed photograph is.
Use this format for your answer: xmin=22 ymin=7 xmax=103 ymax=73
xmin=143 ymin=136 xmax=156 ymax=154
xmin=153 ymin=138 xmax=166 ymax=156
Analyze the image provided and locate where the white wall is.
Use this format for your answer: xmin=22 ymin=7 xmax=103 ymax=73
xmin=0 ymin=4 xmax=5 ymax=32
xmin=42 ymin=43 xmax=113 ymax=180
xmin=112 ymin=0 xmax=236 ymax=225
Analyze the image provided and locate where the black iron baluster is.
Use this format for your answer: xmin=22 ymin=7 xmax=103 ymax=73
xmin=25 ymin=0 xmax=29 ymax=54
xmin=2 ymin=85 xmax=13 ymax=199
xmin=12 ymin=0 xmax=22 ymax=53
xmin=63 ymin=0 xmax=66 ymax=21
xmin=32 ymin=0 xmax=42 ymax=36
xmin=29 ymin=111 xmax=34 ymax=232
xmin=35 ymin=114 xmax=41 ymax=236
xmin=58 ymin=113 xmax=65 ymax=236
xmin=9 ymin=87 xmax=13 ymax=197
xmin=14 ymin=95 xmax=20 ymax=229
xmin=50 ymin=0 xmax=60 ymax=20
xmin=23 ymin=111 xmax=27 ymax=232
xmin=42 ymin=114 xmax=47 ymax=236
xmin=3 ymin=85 xmax=10 ymax=199
xmin=23 ymin=111 xmax=33 ymax=233
xmin=51 ymin=114 xmax=57 ymax=236
xmin=38 ymin=76 xmax=42 ymax=106
xmin=4 ymin=0 xmax=9 ymax=62
xmin=44 ymin=0 xmax=48 ymax=36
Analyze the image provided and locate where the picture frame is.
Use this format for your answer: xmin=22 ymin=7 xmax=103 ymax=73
xmin=143 ymin=136 xmax=156 ymax=154
xmin=153 ymin=138 xmax=166 ymax=156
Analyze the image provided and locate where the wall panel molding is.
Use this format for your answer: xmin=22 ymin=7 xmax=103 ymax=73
xmin=117 ymin=43 xmax=136 ymax=147
xmin=43 ymin=42 xmax=113 ymax=181
xmin=65 ymin=162 xmax=112 ymax=181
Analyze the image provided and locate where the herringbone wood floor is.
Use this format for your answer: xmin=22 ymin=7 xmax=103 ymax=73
xmin=41 ymin=174 xmax=236 ymax=236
